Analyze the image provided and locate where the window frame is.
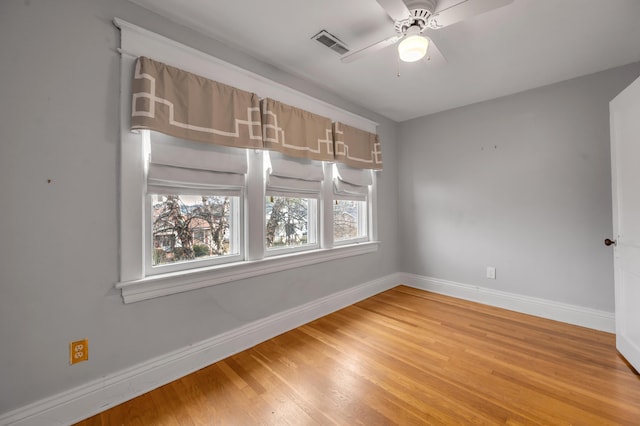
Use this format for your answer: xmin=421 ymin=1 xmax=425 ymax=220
xmin=115 ymin=18 xmax=380 ymax=303
xmin=330 ymin=164 xmax=374 ymax=246
xmin=145 ymin=193 xmax=243 ymax=275
xmin=264 ymin=195 xmax=319 ymax=256
xmin=332 ymin=198 xmax=369 ymax=246
xmin=142 ymin=127 xmax=247 ymax=274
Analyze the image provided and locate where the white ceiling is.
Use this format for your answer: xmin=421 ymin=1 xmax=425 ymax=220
xmin=131 ymin=0 xmax=640 ymax=122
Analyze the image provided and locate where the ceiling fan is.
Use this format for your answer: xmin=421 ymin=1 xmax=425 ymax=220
xmin=341 ymin=0 xmax=514 ymax=64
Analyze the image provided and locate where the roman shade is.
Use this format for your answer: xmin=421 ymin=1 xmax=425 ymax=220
xmin=130 ymin=56 xmax=263 ymax=149
xmin=333 ymin=122 xmax=383 ymax=170
xmin=266 ymin=151 xmax=324 ymax=198
xmin=146 ymin=131 xmax=246 ymax=196
xmin=262 ymin=98 xmax=334 ymax=162
xmin=333 ymin=163 xmax=372 ymax=201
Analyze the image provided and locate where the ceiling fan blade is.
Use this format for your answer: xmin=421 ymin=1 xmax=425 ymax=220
xmin=341 ymin=34 xmax=402 ymax=63
xmin=375 ymin=0 xmax=411 ymax=22
xmin=429 ymin=0 xmax=513 ymax=29
xmin=422 ymin=37 xmax=446 ymax=66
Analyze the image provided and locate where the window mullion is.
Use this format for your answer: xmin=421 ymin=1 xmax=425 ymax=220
xmin=246 ymin=149 xmax=265 ymax=260
xmin=321 ymin=162 xmax=334 ymax=249
xmin=120 ymin=54 xmax=146 ymax=283
xmin=308 ymin=199 xmax=318 ymax=247
xmin=369 ymin=172 xmax=378 ymax=241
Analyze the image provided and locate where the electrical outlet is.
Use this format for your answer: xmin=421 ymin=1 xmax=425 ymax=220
xmin=486 ymin=266 xmax=496 ymax=279
xmin=70 ymin=339 xmax=88 ymax=365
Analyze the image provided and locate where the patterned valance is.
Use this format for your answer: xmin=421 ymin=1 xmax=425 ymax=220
xmin=261 ymin=98 xmax=334 ymax=161
xmin=332 ymin=122 xmax=383 ymax=170
xmin=130 ymin=56 xmax=262 ymax=149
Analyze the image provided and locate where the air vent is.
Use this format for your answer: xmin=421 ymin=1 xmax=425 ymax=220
xmin=312 ymin=30 xmax=349 ymax=55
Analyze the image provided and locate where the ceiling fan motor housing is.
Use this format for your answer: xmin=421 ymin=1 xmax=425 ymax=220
xmin=394 ymin=0 xmax=437 ymax=34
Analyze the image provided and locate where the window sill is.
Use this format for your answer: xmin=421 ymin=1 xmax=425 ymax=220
xmin=116 ymin=241 xmax=379 ymax=303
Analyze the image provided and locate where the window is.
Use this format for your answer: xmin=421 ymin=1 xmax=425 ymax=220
xmin=116 ymin=19 xmax=380 ymax=303
xmin=136 ymin=129 xmax=376 ymax=277
xmin=142 ymin=130 xmax=246 ymax=275
xmin=150 ymin=194 xmax=240 ymax=269
xmin=266 ymin=196 xmax=317 ymax=251
xmin=332 ymin=164 xmax=372 ymax=244
xmin=333 ymin=199 xmax=367 ymax=242
xmin=264 ymin=152 xmax=322 ymax=254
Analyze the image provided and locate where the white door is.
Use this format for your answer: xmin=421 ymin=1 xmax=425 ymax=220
xmin=609 ymin=75 xmax=640 ymax=372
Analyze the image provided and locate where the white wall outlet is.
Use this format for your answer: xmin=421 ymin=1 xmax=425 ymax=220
xmin=486 ymin=266 xmax=496 ymax=279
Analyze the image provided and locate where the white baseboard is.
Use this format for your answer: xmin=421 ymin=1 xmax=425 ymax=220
xmin=0 ymin=273 xmax=400 ymax=426
xmin=398 ymin=273 xmax=615 ymax=333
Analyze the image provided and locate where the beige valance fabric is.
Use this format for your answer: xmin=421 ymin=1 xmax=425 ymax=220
xmin=261 ymin=98 xmax=334 ymax=161
xmin=332 ymin=122 xmax=383 ymax=170
xmin=130 ymin=56 xmax=263 ymax=149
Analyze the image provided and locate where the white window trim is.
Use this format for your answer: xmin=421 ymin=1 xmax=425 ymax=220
xmin=333 ymin=199 xmax=370 ymax=246
xmin=115 ymin=18 xmax=379 ymax=304
xmin=144 ymin=194 xmax=243 ymax=275
xmin=264 ymin=197 xmax=319 ymax=256
xmin=116 ymin=242 xmax=378 ymax=303
xmin=331 ymin=163 xmax=377 ymax=246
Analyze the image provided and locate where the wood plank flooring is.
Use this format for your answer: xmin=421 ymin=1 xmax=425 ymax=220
xmin=75 ymin=286 xmax=640 ymax=425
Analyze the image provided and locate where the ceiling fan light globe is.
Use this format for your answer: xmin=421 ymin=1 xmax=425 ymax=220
xmin=398 ymin=35 xmax=429 ymax=62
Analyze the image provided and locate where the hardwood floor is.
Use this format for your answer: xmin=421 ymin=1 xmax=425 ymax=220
xmin=75 ymin=286 xmax=640 ymax=425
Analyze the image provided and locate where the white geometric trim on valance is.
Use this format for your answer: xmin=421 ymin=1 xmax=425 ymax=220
xmin=131 ymin=56 xmax=263 ymax=149
xmin=261 ymin=98 xmax=334 ymax=162
xmin=333 ymin=122 xmax=382 ymax=170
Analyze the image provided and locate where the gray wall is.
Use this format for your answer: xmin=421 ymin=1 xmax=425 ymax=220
xmin=2 ymin=0 xmax=638 ymax=417
xmin=0 ymin=0 xmax=399 ymax=413
xmin=398 ymin=62 xmax=640 ymax=312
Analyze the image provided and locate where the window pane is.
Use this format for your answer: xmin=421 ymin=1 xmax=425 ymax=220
xmin=151 ymin=194 xmax=238 ymax=266
xmin=265 ymin=196 xmax=315 ymax=249
xmin=334 ymin=199 xmax=367 ymax=241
